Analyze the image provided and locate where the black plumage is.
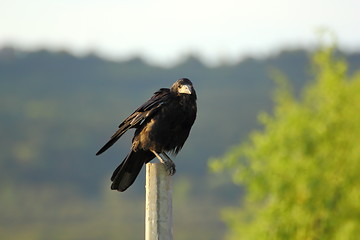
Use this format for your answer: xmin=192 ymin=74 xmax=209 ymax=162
xmin=96 ymin=78 xmax=197 ymax=191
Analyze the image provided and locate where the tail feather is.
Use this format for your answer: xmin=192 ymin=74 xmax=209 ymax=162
xmin=111 ymin=150 xmax=154 ymax=192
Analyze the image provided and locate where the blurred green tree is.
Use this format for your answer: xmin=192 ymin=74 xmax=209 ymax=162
xmin=210 ymin=43 xmax=360 ymax=240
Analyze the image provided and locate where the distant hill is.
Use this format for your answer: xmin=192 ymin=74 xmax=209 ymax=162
xmin=1 ymin=46 xmax=360 ymax=194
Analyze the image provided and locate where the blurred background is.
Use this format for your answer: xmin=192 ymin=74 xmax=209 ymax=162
xmin=1 ymin=1 xmax=360 ymax=240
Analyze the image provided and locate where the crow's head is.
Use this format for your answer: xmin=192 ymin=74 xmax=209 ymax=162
xmin=171 ymin=78 xmax=196 ymax=97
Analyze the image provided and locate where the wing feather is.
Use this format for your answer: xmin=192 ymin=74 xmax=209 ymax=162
xmin=96 ymin=88 xmax=170 ymax=155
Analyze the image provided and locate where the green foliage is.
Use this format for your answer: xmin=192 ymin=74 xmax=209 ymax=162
xmin=210 ymin=46 xmax=360 ymax=240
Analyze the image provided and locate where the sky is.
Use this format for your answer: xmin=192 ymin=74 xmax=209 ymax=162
xmin=1 ymin=0 xmax=359 ymax=66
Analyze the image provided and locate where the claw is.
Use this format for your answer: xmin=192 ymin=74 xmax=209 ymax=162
xmin=163 ymin=160 xmax=176 ymax=176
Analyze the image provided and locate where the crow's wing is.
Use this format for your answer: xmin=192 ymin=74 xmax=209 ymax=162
xmin=96 ymin=88 xmax=170 ymax=155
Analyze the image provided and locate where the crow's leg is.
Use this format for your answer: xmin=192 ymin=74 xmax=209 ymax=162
xmin=162 ymin=152 xmax=173 ymax=162
xmin=151 ymin=150 xmax=176 ymax=176
xmin=161 ymin=152 xmax=176 ymax=175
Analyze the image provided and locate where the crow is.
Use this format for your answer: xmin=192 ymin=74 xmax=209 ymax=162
xmin=96 ymin=78 xmax=197 ymax=191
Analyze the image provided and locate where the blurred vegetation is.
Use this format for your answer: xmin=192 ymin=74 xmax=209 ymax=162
xmin=210 ymin=43 xmax=360 ymax=239
xmin=1 ymin=44 xmax=360 ymax=239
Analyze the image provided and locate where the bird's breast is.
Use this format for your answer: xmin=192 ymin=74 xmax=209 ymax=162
xmin=135 ymin=104 xmax=193 ymax=152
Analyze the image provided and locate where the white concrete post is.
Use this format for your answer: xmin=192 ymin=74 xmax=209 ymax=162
xmin=145 ymin=163 xmax=173 ymax=240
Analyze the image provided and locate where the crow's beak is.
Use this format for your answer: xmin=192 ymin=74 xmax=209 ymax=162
xmin=179 ymin=84 xmax=192 ymax=94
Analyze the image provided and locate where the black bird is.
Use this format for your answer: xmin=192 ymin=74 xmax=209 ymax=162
xmin=96 ymin=78 xmax=197 ymax=191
